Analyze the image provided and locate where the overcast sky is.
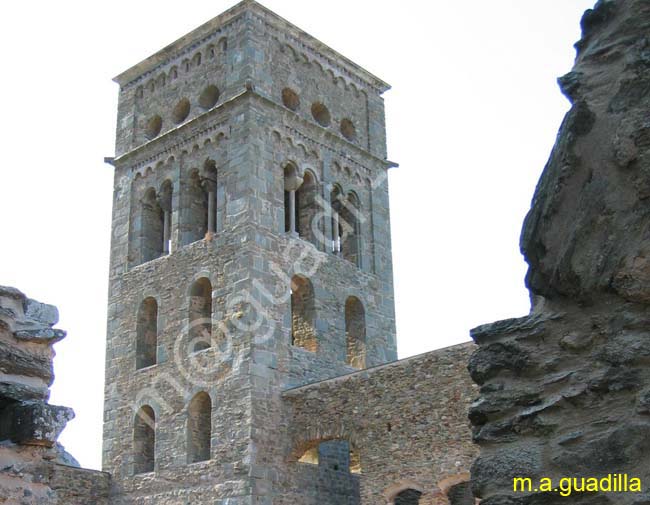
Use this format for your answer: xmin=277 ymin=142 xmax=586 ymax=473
xmin=0 ymin=0 xmax=595 ymax=469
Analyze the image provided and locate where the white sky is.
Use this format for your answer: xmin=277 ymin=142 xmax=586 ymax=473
xmin=0 ymin=0 xmax=595 ymax=470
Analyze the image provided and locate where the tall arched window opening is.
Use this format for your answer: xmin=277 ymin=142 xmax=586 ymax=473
xmin=182 ymin=170 xmax=208 ymax=245
xmin=339 ymin=192 xmax=361 ymax=267
xmin=187 ymin=392 xmax=212 ymax=463
xmin=330 ymin=185 xmax=343 ymax=254
xmin=283 ymin=162 xmax=301 ymax=234
xmin=290 ymin=275 xmax=316 ymax=351
xmin=141 ymin=188 xmax=164 ymax=263
xmin=189 ymin=278 xmax=212 ymax=351
xmin=134 ymin=406 xmax=155 ymax=474
xmin=345 ymin=296 xmax=366 ymax=369
xmin=136 ymin=297 xmax=158 ymax=369
xmin=202 ymin=159 xmax=218 ymax=236
xmin=159 ymin=180 xmax=173 ymax=254
xmin=296 ymin=170 xmax=319 ymax=247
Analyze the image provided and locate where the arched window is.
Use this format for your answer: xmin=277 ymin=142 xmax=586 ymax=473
xmin=134 ymin=406 xmax=155 ymax=474
xmin=345 ymin=296 xmax=366 ymax=369
xmin=218 ymin=37 xmax=227 ymax=53
xmin=187 ymin=392 xmax=212 ymax=463
xmin=394 ymin=489 xmax=422 ymax=505
xmin=339 ymin=192 xmax=361 ymax=267
xmin=159 ymin=180 xmax=173 ymax=254
xmin=189 ymin=278 xmax=212 ymax=351
xmin=330 ymin=185 xmax=343 ymax=253
xmin=136 ymin=297 xmax=158 ymax=369
xmin=203 ymin=159 xmax=218 ymax=235
xmin=140 ymin=188 xmax=164 ymax=263
xmin=296 ymin=171 xmax=319 ymax=247
xmin=182 ymin=171 xmax=208 ymax=245
xmin=291 ymin=275 xmax=316 ymax=351
xmin=283 ymin=162 xmax=301 ymax=234
xmin=295 ymin=439 xmax=357 ymax=474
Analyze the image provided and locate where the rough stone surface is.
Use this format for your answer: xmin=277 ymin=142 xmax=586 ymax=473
xmin=0 ymin=287 xmax=110 ymax=504
xmin=470 ymin=1 xmax=650 ymax=503
xmin=101 ymin=1 xmax=476 ymax=504
xmin=282 ymin=343 xmax=478 ymax=505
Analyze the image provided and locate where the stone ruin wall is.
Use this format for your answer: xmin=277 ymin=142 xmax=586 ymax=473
xmin=0 ymin=286 xmax=109 ymax=504
xmin=282 ymin=342 xmax=478 ymax=505
xmin=468 ymin=1 xmax=650 ymax=504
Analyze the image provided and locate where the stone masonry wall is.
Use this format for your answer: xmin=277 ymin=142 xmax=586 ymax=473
xmin=0 ymin=286 xmax=110 ymax=504
xmin=282 ymin=343 xmax=478 ymax=505
xmin=469 ymin=1 xmax=650 ymax=504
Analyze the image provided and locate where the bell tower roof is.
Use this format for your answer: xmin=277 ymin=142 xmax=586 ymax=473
xmin=112 ymin=0 xmax=390 ymax=94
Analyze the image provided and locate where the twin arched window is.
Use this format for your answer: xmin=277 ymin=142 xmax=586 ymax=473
xmin=134 ymin=392 xmax=212 ymax=474
xmin=136 ymin=181 xmax=173 ymax=265
xmin=283 ymin=165 xmax=362 ymax=267
xmin=331 ymin=186 xmax=361 ymax=266
xmin=132 ymin=160 xmax=218 ymax=267
xmin=135 ymin=277 xmax=213 ymax=369
xmin=182 ymin=161 xmax=218 ymax=246
xmin=290 ymin=279 xmax=366 ymax=368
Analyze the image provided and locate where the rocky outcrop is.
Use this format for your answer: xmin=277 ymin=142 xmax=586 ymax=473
xmin=0 ymin=286 xmax=109 ymax=504
xmin=469 ymin=1 xmax=650 ymax=504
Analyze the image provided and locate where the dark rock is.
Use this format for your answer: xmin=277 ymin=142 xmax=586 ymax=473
xmin=468 ymin=342 xmax=531 ymax=384
xmin=636 ymin=389 xmax=650 ymax=415
xmin=588 ymin=366 xmax=641 ymax=393
xmin=0 ymin=380 xmax=48 ymax=405
xmin=14 ymin=328 xmax=66 ymax=344
xmin=471 ymin=446 xmax=542 ymax=495
xmin=558 ymin=71 xmax=583 ymax=103
xmin=0 ymin=340 xmax=54 ymax=384
xmin=552 ymin=422 xmax=650 ymax=473
xmin=577 ymin=0 xmax=618 ymax=52
xmin=608 ymin=76 xmax=650 ymax=114
xmin=470 ymin=315 xmax=546 ymax=345
xmin=559 ymin=332 xmax=592 ymax=351
xmin=0 ymin=401 xmax=74 ymax=447
xmin=23 ymin=299 xmax=59 ymax=326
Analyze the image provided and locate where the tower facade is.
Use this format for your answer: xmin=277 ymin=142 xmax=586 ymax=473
xmin=103 ymin=1 xmax=396 ymax=502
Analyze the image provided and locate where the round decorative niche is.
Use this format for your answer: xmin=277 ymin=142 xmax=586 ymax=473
xmin=199 ymin=85 xmax=220 ymax=110
xmin=340 ymin=118 xmax=356 ymax=141
xmin=282 ymin=88 xmax=300 ymax=111
xmin=311 ymin=102 xmax=331 ymax=127
xmin=145 ymin=115 xmax=162 ymax=139
xmin=172 ymin=98 xmax=191 ymax=124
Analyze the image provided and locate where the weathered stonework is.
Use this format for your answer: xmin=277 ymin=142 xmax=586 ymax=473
xmin=282 ymin=343 xmax=478 ymax=505
xmin=0 ymin=286 xmax=110 ymax=504
xmin=102 ymin=1 xmax=476 ymax=504
xmin=469 ymin=1 xmax=650 ymax=503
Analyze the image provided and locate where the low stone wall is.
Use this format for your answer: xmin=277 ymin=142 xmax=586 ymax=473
xmin=282 ymin=342 xmax=478 ymax=504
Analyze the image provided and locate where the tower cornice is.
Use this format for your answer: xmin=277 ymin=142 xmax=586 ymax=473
xmin=112 ymin=0 xmax=390 ymax=94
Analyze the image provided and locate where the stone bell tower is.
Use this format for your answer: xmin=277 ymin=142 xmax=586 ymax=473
xmin=102 ymin=1 xmax=396 ymax=502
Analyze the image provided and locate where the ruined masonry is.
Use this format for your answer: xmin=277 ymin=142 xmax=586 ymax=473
xmin=0 ymin=286 xmax=110 ymax=503
xmin=469 ymin=1 xmax=650 ymax=504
